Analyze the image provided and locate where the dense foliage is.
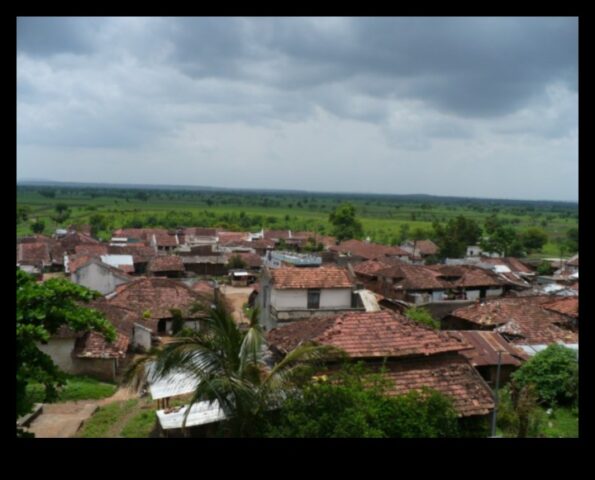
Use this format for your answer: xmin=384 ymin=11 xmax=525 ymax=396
xmin=16 ymin=269 xmax=116 ymax=436
xmin=511 ymin=344 xmax=578 ymax=406
xmin=263 ymin=363 xmax=459 ymax=438
xmin=329 ymin=203 xmax=364 ymax=242
xmin=433 ymin=215 xmax=482 ymax=258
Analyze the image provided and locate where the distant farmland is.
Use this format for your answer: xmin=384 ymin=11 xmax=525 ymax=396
xmin=16 ymin=182 xmax=578 ymax=258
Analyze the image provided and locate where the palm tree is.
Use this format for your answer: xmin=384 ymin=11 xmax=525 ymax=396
xmin=125 ymin=299 xmax=342 ymax=437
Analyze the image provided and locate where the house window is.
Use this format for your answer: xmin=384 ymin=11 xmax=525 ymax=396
xmin=307 ymin=289 xmax=321 ymax=309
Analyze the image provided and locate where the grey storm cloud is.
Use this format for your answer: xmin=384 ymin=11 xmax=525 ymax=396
xmin=17 ymin=17 xmax=578 ymax=119
xmin=16 ymin=17 xmax=578 ymax=201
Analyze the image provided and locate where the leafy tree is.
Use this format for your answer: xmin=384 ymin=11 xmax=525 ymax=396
xmin=31 ymin=220 xmax=45 ymax=234
xmin=89 ymin=213 xmax=109 ymax=237
xmin=480 ymin=226 xmax=524 ymax=257
xmin=566 ymin=227 xmax=578 ymax=253
xmin=54 ymin=203 xmax=69 ymax=214
xmin=520 ymin=228 xmax=548 ymax=254
xmin=399 ymin=223 xmax=410 ymax=244
xmin=16 ymin=269 xmax=116 ymax=436
xmin=404 ymin=306 xmax=439 ymax=329
xmin=125 ymin=305 xmax=338 ymax=437
xmin=512 ymin=344 xmax=578 ymax=406
xmin=329 ymin=203 xmax=364 ymax=242
xmin=264 ymin=362 xmax=459 ymax=438
xmin=497 ymin=383 xmax=544 ymax=438
xmin=433 ymin=215 xmax=482 ymax=258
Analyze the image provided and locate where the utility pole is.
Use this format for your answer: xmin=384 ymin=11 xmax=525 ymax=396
xmin=490 ymin=350 xmax=503 ymax=437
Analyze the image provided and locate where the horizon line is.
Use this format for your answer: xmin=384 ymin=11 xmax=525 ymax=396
xmin=16 ymin=178 xmax=579 ymax=204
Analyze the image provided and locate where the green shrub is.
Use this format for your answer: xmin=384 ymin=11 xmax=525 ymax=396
xmin=263 ymin=362 xmax=459 ymax=438
xmin=405 ymin=306 xmax=439 ymax=329
xmin=512 ymin=344 xmax=578 ymax=406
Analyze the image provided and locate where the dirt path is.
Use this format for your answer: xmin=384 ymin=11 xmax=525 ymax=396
xmin=26 ymin=386 xmax=140 ymax=438
xmin=220 ymin=285 xmax=253 ymax=325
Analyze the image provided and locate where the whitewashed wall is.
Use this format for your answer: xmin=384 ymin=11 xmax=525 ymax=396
xmin=37 ymin=339 xmax=76 ymax=374
xmin=72 ymin=262 xmax=129 ymax=295
xmin=271 ymin=288 xmax=352 ymax=309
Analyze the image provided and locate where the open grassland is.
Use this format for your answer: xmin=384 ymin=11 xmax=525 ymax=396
xmin=17 ymin=185 xmax=578 ymax=258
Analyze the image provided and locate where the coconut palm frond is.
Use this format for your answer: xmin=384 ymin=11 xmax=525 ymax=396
xmin=122 ymin=348 xmax=161 ymax=393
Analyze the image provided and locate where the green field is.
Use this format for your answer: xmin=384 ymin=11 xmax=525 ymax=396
xmin=25 ymin=375 xmax=117 ymax=404
xmin=17 ymin=184 xmax=578 ymax=259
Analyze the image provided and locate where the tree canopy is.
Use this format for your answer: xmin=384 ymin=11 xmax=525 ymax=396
xmin=329 ymin=203 xmax=364 ymax=242
xmin=16 ymin=269 xmax=116 ymax=436
xmin=433 ymin=215 xmax=482 ymax=258
xmin=263 ymin=362 xmax=459 ymax=438
xmin=511 ymin=344 xmax=578 ymax=407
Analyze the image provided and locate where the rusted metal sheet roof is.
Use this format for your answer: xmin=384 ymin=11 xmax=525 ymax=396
xmin=450 ymin=330 xmax=529 ymax=367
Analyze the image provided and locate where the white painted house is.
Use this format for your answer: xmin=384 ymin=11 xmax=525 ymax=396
xmin=71 ymin=258 xmax=131 ymax=295
xmin=258 ymin=265 xmax=364 ymax=330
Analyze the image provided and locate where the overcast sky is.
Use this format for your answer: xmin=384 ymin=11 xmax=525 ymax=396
xmin=17 ymin=17 xmax=578 ymax=201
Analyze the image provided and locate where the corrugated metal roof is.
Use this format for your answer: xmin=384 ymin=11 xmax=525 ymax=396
xmin=453 ymin=331 xmax=528 ymax=367
xmin=147 ymin=364 xmax=198 ymax=400
xmin=157 ymin=400 xmax=227 ymax=430
xmin=100 ymin=254 xmax=134 ymax=267
xmin=355 ymin=289 xmax=381 ymax=312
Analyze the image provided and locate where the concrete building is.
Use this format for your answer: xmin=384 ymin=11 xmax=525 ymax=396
xmin=258 ymin=265 xmax=364 ymax=330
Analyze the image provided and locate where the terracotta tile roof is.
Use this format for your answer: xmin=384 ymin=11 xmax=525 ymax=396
xmin=449 ymin=331 xmax=529 ymax=367
xmin=49 ymin=243 xmax=66 ymax=265
xmin=331 ymin=239 xmax=411 ymax=259
xmin=59 ymin=231 xmax=101 ymax=253
xmin=74 ymin=331 xmax=129 ymax=359
xmin=88 ymin=298 xmax=144 ymax=336
xmin=543 ymin=297 xmax=579 ymax=318
xmin=263 ymin=230 xmax=292 ymax=240
xmin=184 ymin=227 xmax=217 ymax=237
xmin=153 ymin=233 xmax=179 ymax=247
xmin=17 ymin=242 xmax=51 ymax=266
xmin=414 ymin=240 xmax=439 ymax=256
xmin=148 ymin=255 xmax=185 ymax=273
xmin=108 ymin=244 xmax=157 ymax=263
xmin=236 ymin=252 xmax=262 ymax=268
xmin=478 ymin=257 xmax=534 ymax=274
xmin=67 ymin=254 xmax=96 ymax=274
xmin=448 ymin=297 xmax=578 ymax=345
xmin=379 ymin=356 xmax=495 ymax=417
xmin=217 ymin=231 xmax=250 ymax=245
xmin=74 ymin=244 xmax=109 ymax=256
xmin=267 ymin=310 xmax=469 ymax=359
xmin=191 ymin=280 xmax=215 ymax=295
xmin=107 ymin=277 xmax=205 ymax=322
xmin=270 ymin=265 xmax=354 ymax=289
xmin=377 ymin=264 xmax=445 ymax=290
xmin=376 ymin=264 xmax=504 ymax=291
xmin=353 ymin=259 xmax=393 ymax=277
xmin=317 ymin=235 xmax=338 ymax=249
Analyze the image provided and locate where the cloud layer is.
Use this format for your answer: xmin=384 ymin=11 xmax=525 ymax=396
xmin=17 ymin=17 xmax=578 ymax=201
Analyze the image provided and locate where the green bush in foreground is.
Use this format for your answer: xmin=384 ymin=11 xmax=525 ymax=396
xmin=263 ymin=363 xmax=459 ymax=438
xmin=512 ymin=344 xmax=578 ymax=406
